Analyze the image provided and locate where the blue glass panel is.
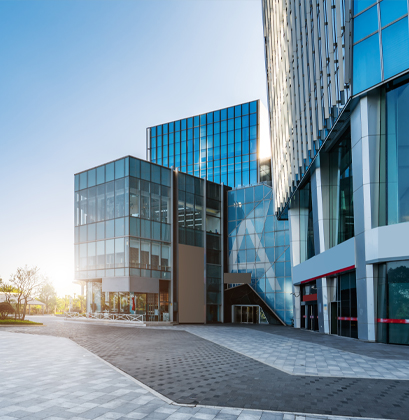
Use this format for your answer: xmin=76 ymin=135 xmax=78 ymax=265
xmin=140 ymin=161 xmax=150 ymax=181
xmin=151 ymin=126 xmax=156 ymax=136
xmin=265 ymin=216 xmax=275 ymax=232
xmin=354 ymin=0 xmax=376 ymax=15
xmin=228 ymin=206 xmax=236 ymax=220
xmin=242 ymin=127 xmax=250 ymax=141
xmin=245 ymin=187 xmax=253 ymax=203
xmin=250 ymin=169 xmax=257 ymax=185
xmin=353 ymin=6 xmax=378 ymax=42
xmin=383 ymin=18 xmax=409 ymax=79
xmin=106 ymin=163 xmax=114 ymax=182
xmin=115 ymin=159 xmax=124 ymax=179
xmin=236 ymin=189 xmax=244 ymax=204
xmin=353 ymin=33 xmax=381 ymax=93
xmin=276 ymin=276 xmax=285 ymax=291
xmin=265 ymin=279 xmax=275 ymax=293
xmin=250 ymin=126 xmax=257 ymax=139
xmin=250 ymin=113 xmax=257 ymax=126
xmin=254 ymin=201 xmax=264 ymax=218
xmin=250 ymin=101 xmax=257 ymax=113
xmin=221 ymin=109 xmax=227 ymax=120
xmin=163 ymin=124 xmax=168 ymax=134
xmin=194 ymin=116 xmax=199 ymax=127
xmin=246 ymin=249 xmax=256 ymax=262
xmin=221 ymin=121 xmax=227 ymax=133
xmin=97 ymin=165 xmax=105 ymax=184
xmin=87 ymin=169 xmax=96 ymax=188
xmin=242 ymin=115 xmax=249 ymax=128
xmin=175 ymin=121 xmax=181 ymax=131
xmin=228 ymin=107 xmax=234 ymax=119
xmin=254 ymin=185 xmax=264 ymax=201
xmin=200 ymin=114 xmax=206 ymax=126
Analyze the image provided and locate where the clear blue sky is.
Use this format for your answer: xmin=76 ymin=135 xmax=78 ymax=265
xmin=0 ymin=0 xmax=267 ymax=296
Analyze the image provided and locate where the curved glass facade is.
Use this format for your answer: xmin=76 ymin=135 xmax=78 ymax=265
xmin=227 ymin=184 xmax=292 ymax=325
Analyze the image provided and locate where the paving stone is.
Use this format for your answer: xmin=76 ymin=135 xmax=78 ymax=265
xmin=2 ymin=318 xmax=405 ymax=420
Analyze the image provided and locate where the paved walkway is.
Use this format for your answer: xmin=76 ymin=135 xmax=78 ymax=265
xmin=0 ymin=331 xmax=376 ymax=420
xmin=170 ymin=325 xmax=409 ymax=380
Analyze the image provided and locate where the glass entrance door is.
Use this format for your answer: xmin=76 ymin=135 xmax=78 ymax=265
xmin=233 ymin=306 xmax=262 ymax=324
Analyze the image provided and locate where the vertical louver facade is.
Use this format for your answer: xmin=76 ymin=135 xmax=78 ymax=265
xmin=262 ymin=0 xmax=352 ymax=213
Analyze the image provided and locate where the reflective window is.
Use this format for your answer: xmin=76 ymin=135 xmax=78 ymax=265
xmin=106 ymin=162 xmax=115 ymax=182
xmin=353 ymin=6 xmax=378 ymax=43
xmin=80 ymin=172 xmax=87 ymax=190
xmin=88 ymin=169 xmax=96 ymax=188
xmin=115 ymin=159 xmax=125 ymax=179
xmin=382 ymin=17 xmax=409 ymax=80
xmin=353 ymin=33 xmax=381 ymax=93
xmin=328 ymin=128 xmax=354 ymax=248
xmin=380 ymin=78 xmax=409 ymax=225
xmin=380 ymin=0 xmax=407 ymax=27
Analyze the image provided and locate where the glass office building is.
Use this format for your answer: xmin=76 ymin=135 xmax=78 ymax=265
xmin=74 ymin=156 xmax=229 ymax=323
xmin=228 ymin=184 xmax=292 ymax=325
xmin=263 ymin=0 xmax=409 ymax=343
xmin=147 ymin=100 xmax=269 ymax=188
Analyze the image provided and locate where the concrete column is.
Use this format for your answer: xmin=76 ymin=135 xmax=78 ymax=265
xmin=351 ymin=92 xmax=381 ymax=342
xmin=292 ymin=284 xmax=301 ymax=328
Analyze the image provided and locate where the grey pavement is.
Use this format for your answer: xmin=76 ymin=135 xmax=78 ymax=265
xmin=0 ymin=330 xmax=377 ymax=420
xmin=167 ymin=325 xmax=409 ymax=380
xmin=2 ymin=317 xmax=409 ymax=419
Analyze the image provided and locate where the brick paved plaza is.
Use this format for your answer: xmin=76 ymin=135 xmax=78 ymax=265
xmin=1 ymin=317 xmax=409 ymax=420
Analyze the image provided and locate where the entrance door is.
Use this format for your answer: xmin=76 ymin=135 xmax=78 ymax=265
xmin=307 ymin=304 xmax=319 ymax=331
xmin=331 ymin=302 xmax=338 ymax=335
xmin=234 ymin=306 xmax=260 ymax=324
xmin=301 ymin=305 xmax=306 ymax=328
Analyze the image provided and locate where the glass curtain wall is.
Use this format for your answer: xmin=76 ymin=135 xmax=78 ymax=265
xmin=328 ymin=128 xmax=354 ymax=248
xmin=74 ymin=157 xmax=172 ymax=281
xmin=149 ymin=101 xmax=259 ymax=188
xmin=228 ymin=185 xmax=292 ymax=325
xmin=353 ymin=0 xmax=409 ymax=94
xmin=380 ymin=77 xmax=409 ymax=225
xmin=378 ymin=261 xmax=409 ymax=345
xmin=291 ymin=179 xmax=315 ymax=263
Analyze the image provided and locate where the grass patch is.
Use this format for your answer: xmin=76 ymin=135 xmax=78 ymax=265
xmin=0 ymin=319 xmax=43 ymax=325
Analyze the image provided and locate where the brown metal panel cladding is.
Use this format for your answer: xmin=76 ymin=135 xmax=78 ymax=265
xmin=224 ymin=273 xmax=251 ymax=284
xmin=178 ymin=244 xmax=205 ymax=323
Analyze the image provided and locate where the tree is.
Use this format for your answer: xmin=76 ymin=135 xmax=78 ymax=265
xmin=0 ymin=302 xmax=15 ymax=319
xmin=9 ymin=266 xmax=43 ymax=320
xmin=38 ymin=279 xmax=57 ymax=314
xmin=0 ymin=278 xmax=16 ymax=305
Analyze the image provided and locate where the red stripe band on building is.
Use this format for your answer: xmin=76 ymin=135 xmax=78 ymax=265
xmin=301 ymin=265 xmax=355 ymax=284
xmin=337 ymin=317 xmax=358 ymax=321
xmin=303 ymin=294 xmax=317 ymax=302
xmin=377 ymin=318 xmax=409 ymax=324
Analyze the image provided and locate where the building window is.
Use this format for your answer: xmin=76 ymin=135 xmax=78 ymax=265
xmin=380 ymin=76 xmax=409 ymax=225
xmin=378 ymin=261 xmax=409 ymax=345
xmin=334 ymin=271 xmax=358 ymax=339
xmin=292 ymin=179 xmax=315 ymax=263
xmin=328 ymin=128 xmax=354 ymax=248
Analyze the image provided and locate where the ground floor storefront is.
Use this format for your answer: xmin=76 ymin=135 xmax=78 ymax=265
xmin=295 ymin=262 xmax=409 ymax=344
xmin=85 ymin=279 xmax=171 ymax=322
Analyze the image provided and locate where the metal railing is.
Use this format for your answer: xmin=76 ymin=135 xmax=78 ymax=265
xmin=64 ymin=312 xmax=144 ymax=323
